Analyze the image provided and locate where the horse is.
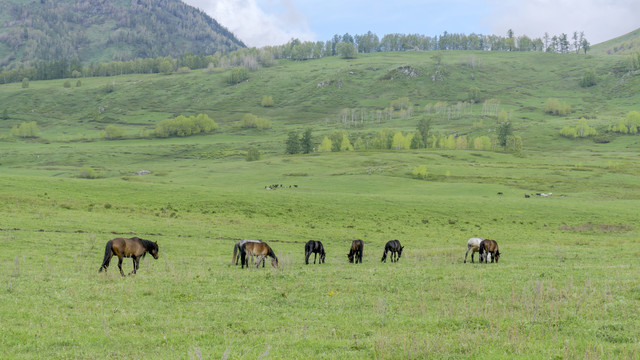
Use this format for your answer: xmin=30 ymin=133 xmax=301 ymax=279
xmin=240 ymin=242 xmax=278 ymax=269
xmin=347 ymin=239 xmax=364 ymax=264
xmin=479 ymin=239 xmax=500 ymax=263
xmin=99 ymin=237 xmax=159 ymax=276
xmin=232 ymin=239 xmax=263 ymax=265
xmin=381 ymin=240 xmax=404 ymax=263
xmin=304 ymin=240 xmax=326 ymax=264
xmin=464 ymin=237 xmax=484 ymax=263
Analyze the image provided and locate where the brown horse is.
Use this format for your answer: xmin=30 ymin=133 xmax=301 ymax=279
xmin=347 ymin=239 xmax=364 ymax=264
xmin=99 ymin=237 xmax=159 ymax=276
xmin=240 ymin=242 xmax=279 ymax=268
xmin=232 ymin=239 xmax=263 ymax=265
xmin=479 ymin=239 xmax=500 ymax=263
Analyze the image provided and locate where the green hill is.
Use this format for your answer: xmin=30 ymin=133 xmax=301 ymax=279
xmin=0 ymin=0 xmax=245 ymax=68
xmin=591 ymin=27 xmax=640 ymax=55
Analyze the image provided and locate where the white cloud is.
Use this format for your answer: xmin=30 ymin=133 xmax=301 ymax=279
xmin=486 ymin=0 xmax=640 ymax=44
xmin=182 ymin=0 xmax=316 ymax=47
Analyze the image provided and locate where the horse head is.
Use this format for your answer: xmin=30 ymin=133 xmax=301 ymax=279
xmin=150 ymin=241 xmax=159 ymax=259
xmin=494 ymin=250 xmax=500 ymax=263
xmin=398 ymin=245 xmax=404 ymax=259
xmin=271 ymin=257 xmax=279 ymax=268
xmin=347 ymin=253 xmax=354 ymax=263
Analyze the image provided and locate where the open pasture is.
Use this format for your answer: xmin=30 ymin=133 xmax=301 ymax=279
xmin=1 ymin=140 xmax=639 ymax=359
xmin=1 ymin=50 xmax=640 ymax=358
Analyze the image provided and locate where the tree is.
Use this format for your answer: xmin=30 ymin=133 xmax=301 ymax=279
xmin=102 ymin=125 xmax=125 ymax=140
xmin=300 ymin=128 xmax=313 ymax=154
xmin=416 ymin=118 xmax=431 ymax=148
xmin=318 ymin=136 xmax=332 ymax=152
xmin=392 ymin=132 xmax=406 ymax=150
xmin=285 ymin=131 xmax=300 ymax=154
xmin=22 ymin=78 xmax=29 ymax=88
xmin=497 ymin=121 xmax=513 ymax=150
xmin=580 ymin=70 xmax=597 ymax=87
xmin=336 ymin=42 xmax=357 ymax=59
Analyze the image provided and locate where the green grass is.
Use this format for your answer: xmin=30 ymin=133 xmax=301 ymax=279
xmin=1 ymin=50 xmax=640 ymax=358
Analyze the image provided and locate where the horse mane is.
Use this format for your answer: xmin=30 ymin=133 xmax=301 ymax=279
xmin=141 ymin=239 xmax=158 ymax=251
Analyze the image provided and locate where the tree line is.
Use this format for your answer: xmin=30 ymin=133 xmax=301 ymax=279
xmin=1 ymin=28 xmax=591 ymax=84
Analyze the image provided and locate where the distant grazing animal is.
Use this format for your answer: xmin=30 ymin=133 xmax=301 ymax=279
xmin=464 ymin=237 xmax=484 ymax=263
xmin=304 ymin=240 xmax=326 ymax=264
xmin=99 ymin=237 xmax=159 ymax=276
xmin=347 ymin=239 xmax=364 ymax=264
xmin=232 ymin=239 xmax=263 ymax=265
xmin=240 ymin=242 xmax=278 ymax=269
xmin=381 ymin=240 xmax=404 ymax=263
xmin=479 ymin=239 xmax=500 ymax=263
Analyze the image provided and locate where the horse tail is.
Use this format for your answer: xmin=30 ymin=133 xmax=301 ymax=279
xmin=99 ymin=240 xmax=113 ymax=272
xmin=233 ymin=243 xmax=239 ymax=265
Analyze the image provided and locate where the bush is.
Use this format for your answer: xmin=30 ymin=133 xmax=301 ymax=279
xmin=21 ymin=78 xmax=29 ymax=88
xmin=261 ymin=96 xmax=274 ymax=107
xmin=63 ymin=80 xmax=71 ymax=88
xmin=412 ymin=165 xmax=428 ymax=179
xmin=239 ymin=113 xmax=272 ymax=130
xmin=246 ymin=146 xmax=261 ymax=161
xmin=78 ymin=166 xmax=101 ymax=179
xmin=102 ymin=125 xmax=125 ymax=140
xmin=580 ymin=70 xmax=597 ymax=87
xmin=545 ymin=98 xmax=572 ymax=116
xmin=10 ymin=121 xmax=38 ymax=138
xmin=151 ymin=114 xmax=218 ymax=138
xmin=226 ymin=66 xmax=249 ymax=85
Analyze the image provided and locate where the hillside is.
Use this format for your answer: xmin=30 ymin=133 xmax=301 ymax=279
xmin=0 ymin=0 xmax=245 ymax=68
xmin=591 ymin=27 xmax=640 ymax=55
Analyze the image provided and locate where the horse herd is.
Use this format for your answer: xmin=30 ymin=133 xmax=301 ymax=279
xmin=98 ymin=236 xmax=500 ymax=276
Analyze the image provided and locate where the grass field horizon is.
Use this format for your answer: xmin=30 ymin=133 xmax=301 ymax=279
xmin=1 ymin=50 xmax=640 ymax=358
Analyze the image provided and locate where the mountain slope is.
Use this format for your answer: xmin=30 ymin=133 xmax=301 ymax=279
xmin=0 ymin=0 xmax=246 ymax=68
xmin=591 ymin=27 xmax=640 ymax=55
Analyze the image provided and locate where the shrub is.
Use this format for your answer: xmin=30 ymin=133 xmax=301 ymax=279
xmin=10 ymin=121 xmax=38 ymax=138
xmin=63 ymin=80 xmax=71 ymax=88
xmin=102 ymin=125 xmax=125 ymax=140
xmin=226 ymin=66 xmax=249 ymax=85
xmin=239 ymin=113 xmax=271 ymax=130
xmin=78 ymin=166 xmax=101 ymax=179
xmin=580 ymin=70 xmax=597 ymax=87
xmin=412 ymin=165 xmax=428 ymax=179
xmin=21 ymin=78 xmax=29 ymax=88
xmin=261 ymin=96 xmax=274 ymax=107
xmin=246 ymin=146 xmax=261 ymax=161
xmin=545 ymin=98 xmax=572 ymax=116
xmin=151 ymin=114 xmax=218 ymax=138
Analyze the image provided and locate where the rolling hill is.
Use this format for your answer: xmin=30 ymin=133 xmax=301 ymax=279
xmin=0 ymin=0 xmax=245 ymax=68
xmin=591 ymin=27 xmax=640 ymax=55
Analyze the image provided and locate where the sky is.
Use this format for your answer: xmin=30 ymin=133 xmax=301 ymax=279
xmin=182 ymin=0 xmax=640 ymax=48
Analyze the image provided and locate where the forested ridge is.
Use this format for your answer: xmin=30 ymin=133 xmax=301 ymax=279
xmin=0 ymin=0 xmax=245 ymax=68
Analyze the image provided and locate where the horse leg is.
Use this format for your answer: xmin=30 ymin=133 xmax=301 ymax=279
xmin=130 ymin=257 xmax=138 ymax=275
xmin=314 ymin=252 xmax=317 ymax=264
xmin=117 ymin=256 xmax=125 ymax=277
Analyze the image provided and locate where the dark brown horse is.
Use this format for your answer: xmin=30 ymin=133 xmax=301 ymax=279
xmin=99 ymin=237 xmax=159 ymax=276
xmin=381 ymin=240 xmax=404 ymax=263
xmin=479 ymin=239 xmax=500 ymax=263
xmin=347 ymin=239 xmax=364 ymax=264
xmin=240 ymin=242 xmax=279 ymax=268
xmin=305 ymin=240 xmax=326 ymax=264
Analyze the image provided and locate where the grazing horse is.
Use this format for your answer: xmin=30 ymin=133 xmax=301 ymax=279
xmin=381 ymin=240 xmax=404 ymax=263
xmin=347 ymin=239 xmax=364 ymax=264
xmin=240 ymin=242 xmax=279 ymax=269
xmin=99 ymin=237 xmax=159 ymax=276
xmin=479 ymin=239 xmax=500 ymax=263
xmin=464 ymin=237 xmax=484 ymax=263
xmin=232 ymin=239 xmax=263 ymax=265
xmin=304 ymin=240 xmax=326 ymax=264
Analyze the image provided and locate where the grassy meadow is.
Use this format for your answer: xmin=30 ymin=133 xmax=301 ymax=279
xmin=1 ymin=50 xmax=640 ymax=359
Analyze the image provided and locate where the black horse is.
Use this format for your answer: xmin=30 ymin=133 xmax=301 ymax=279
xmin=304 ymin=240 xmax=326 ymax=264
xmin=99 ymin=237 xmax=159 ymax=276
xmin=347 ymin=239 xmax=364 ymax=264
xmin=381 ymin=240 xmax=404 ymax=263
